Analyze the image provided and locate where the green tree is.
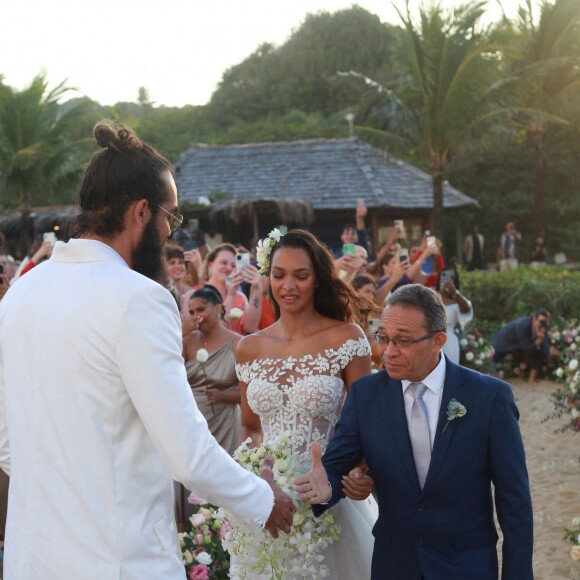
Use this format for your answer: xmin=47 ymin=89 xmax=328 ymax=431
xmin=352 ymin=2 xmax=503 ymax=238
xmin=496 ymin=0 xmax=580 ymax=234
xmin=0 ymin=74 xmax=95 ymax=254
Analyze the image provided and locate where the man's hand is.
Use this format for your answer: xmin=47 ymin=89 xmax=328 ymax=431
xmin=294 ymin=442 xmax=332 ymax=504
xmin=342 ymin=467 xmax=374 ymax=501
xmin=260 ymin=455 xmax=295 ymax=538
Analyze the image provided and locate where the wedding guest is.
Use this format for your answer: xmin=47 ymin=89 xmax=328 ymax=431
xmin=165 ymin=243 xmax=192 ymax=296
xmin=0 ymin=120 xmax=294 ymax=579
xmin=463 ymin=224 xmax=485 ymax=270
xmin=492 ymin=309 xmax=557 ymax=382
xmin=185 ymin=244 xmax=262 ymax=335
xmin=183 ymin=285 xmax=242 ymax=454
xmin=296 ymin=284 xmax=534 ymax=580
xmin=530 ymin=234 xmax=548 ymax=268
xmin=436 ymin=267 xmax=473 ymax=364
xmin=497 ymin=221 xmax=521 ymax=271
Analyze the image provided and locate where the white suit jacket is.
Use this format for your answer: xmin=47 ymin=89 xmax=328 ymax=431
xmin=0 ymin=239 xmax=273 ymax=579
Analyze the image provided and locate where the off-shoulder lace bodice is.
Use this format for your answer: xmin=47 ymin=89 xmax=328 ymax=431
xmin=236 ymin=337 xmax=370 ymax=466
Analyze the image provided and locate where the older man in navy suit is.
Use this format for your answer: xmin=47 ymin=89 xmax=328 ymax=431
xmin=295 ymin=284 xmax=533 ymax=580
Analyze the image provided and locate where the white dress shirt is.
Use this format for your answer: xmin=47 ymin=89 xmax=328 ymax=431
xmin=401 ymin=355 xmax=446 ymax=449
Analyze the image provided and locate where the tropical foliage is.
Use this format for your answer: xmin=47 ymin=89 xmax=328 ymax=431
xmin=1 ymin=2 xmax=580 ymax=261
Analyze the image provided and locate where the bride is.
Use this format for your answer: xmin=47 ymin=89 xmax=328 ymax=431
xmin=232 ymin=228 xmax=378 ymax=579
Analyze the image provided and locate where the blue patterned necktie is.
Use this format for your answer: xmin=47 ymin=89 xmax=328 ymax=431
xmin=408 ymin=382 xmax=431 ymax=489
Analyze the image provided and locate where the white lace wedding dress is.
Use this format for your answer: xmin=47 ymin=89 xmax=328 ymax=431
xmin=231 ymin=336 xmax=378 ymax=580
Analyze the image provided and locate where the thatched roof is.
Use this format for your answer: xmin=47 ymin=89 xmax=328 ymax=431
xmin=0 ymin=206 xmax=78 ymax=239
xmin=209 ymin=197 xmax=314 ymax=225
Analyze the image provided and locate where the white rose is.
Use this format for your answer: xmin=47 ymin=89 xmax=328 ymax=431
xmin=196 ymin=348 xmax=209 ymax=363
xmin=196 ymin=551 xmax=213 ymax=565
xmin=465 ymin=352 xmax=474 ymax=361
xmin=274 ymin=458 xmax=288 ymax=473
xmin=229 ymin=308 xmax=244 ymax=320
xmin=460 ymin=338 xmax=468 ymax=348
xmin=570 ymin=359 xmax=579 ymax=371
xmin=571 ymin=545 xmax=580 ymax=561
xmin=475 ymin=359 xmax=483 ymax=366
xmin=556 ymin=367 xmax=564 ymax=377
xmin=572 ymin=517 xmax=580 ymax=526
xmin=189 ymin=513 xmax=206 ymax=527
xmin=570 ymin=343 xmax=578 ymax=352
xmin=269 ymin=228 xmax=281 ymax=243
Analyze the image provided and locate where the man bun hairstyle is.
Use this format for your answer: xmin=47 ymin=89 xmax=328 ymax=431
xmin=70 ymin=120 xmax=173 ymax=238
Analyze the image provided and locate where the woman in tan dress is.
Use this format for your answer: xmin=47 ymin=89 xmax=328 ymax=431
xmin=183 ymin=285 xmax=242 ymax=454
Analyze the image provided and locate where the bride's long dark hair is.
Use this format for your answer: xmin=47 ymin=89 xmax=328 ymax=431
xmin=267 ymin=229 xmax=361 ymax=323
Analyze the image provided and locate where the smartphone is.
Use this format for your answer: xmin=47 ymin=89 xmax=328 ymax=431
xmin=394 ymin=219 xmax=405 ymax=235
xmin=236 ymin=253 xmax=251 ymax=268
xmin=43 ymin=232 xmax=57 ymax=245
xmin=440 ymin=270 xmax=452 ymax=285
xmin=427 ymin=235 xmax=437 ymax=250
xmin=368 ymin=318 xmax=380 ymax=334
xmin=343 ymin=243 xmax=356 ymax=256
xmin=397 ymin=248 xmax=409 ymax=263
xmin=184 ymin=240 xmax=197 ymax=251
xmin=188 ymin=218 xmax=199 ymax=233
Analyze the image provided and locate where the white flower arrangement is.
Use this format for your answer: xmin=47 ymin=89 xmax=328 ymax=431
xmin=256 ymin=226 xmax=288 ymax=274
xmin=217 ymin=436 xmax=340 ymax=578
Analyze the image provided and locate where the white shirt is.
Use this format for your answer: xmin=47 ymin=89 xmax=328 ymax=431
xmin=402 ymin=355 xmax=446 ymax=449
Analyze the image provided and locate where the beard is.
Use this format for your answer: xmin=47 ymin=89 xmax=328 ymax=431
xmin=132 ymin=217 xmax=166 ymax=283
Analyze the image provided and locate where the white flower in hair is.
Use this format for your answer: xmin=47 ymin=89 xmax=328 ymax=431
xmin=256 ymin=226 xmax=288 ymax=274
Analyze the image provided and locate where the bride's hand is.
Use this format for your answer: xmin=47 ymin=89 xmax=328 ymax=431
xmin=342 ymin=467 xmax=374 ymax=501
xmin=294 ymin=442 xmax=332 ymax=504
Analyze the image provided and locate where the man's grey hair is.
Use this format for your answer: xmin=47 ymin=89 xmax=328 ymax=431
xmin=386 ymin=284 xmax=447 ymax=333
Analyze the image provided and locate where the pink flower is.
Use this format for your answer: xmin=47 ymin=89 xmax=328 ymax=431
xmin=498 ymin=370 xmax=504 ymax=379
xmin=189 ymin=564 xmax=209 ymax=580
xmin=519 ymin=363 xmax=527 ymax=370
xmin=514 ymin=367 xmax=520 ymax=375
xmin=195 ymin=531 xmax=204 ymax=545
xmin=187 ymin=492 xmax=208 ymax=505
xmin=219 ymin=522 xmax=231 ymax=540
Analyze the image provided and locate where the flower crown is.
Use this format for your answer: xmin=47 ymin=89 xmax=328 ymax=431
xmin=256 ymin=226 xmax=288 ymax=274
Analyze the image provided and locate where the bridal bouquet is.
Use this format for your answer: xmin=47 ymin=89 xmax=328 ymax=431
xmin=179 ymin=498 xmax=231 ymax=579
xmin=217 ymin=436 xmax=340 ymax=579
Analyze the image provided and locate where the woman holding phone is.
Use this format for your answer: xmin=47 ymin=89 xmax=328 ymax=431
xmin=436 ymin=267 xmax=473 ymax=364
xmin=183 ymin=243 xmax=262 ymax=335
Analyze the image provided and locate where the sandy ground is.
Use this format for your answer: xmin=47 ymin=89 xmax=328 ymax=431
xmin=508 ymin=378 xmax=580 ymax=579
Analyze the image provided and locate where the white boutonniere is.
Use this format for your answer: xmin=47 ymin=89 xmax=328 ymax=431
xmin=443 ymin=398 xmax=466 ymax=433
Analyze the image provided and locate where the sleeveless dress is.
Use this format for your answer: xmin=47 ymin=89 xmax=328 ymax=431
xmin=442 ymin=301 xmax=473 ymax=364
xmin=185 ymin=335 xmax=241 ymax=455
xmin=231 ymin=336 xmax=378 ymax=580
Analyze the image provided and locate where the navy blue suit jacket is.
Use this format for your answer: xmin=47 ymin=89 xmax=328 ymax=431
xmin=315 ymin=358 xmax=533 ymax=580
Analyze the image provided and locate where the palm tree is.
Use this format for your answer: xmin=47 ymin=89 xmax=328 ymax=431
xmin=496 ymin=0 xmax=580 ymax=234
xmin=0 ymin=74 xmax=94 ymax=255
xmin=349 ymin=2 xmax=503 ymax=238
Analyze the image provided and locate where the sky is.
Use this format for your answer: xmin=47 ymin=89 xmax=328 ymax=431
xmin=1 ymin=0 xmax=516 ymax=108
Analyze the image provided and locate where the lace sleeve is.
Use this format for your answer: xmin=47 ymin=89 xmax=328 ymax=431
xmin=327 ymin=337 xmax=371 ymax=375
